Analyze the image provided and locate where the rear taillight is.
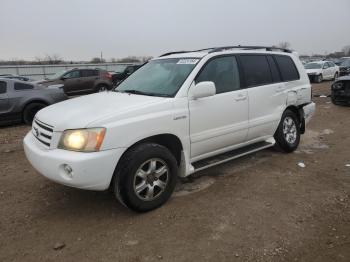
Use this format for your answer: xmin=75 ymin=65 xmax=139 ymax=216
xmin=104 ymin=72 xmax=112 ymax=81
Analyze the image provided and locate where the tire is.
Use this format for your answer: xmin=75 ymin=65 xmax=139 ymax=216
xmin=96 ymin=84 xmax=109 ymax=93
xmin=22 ymin=102 xmax=47 ymax=125
xmin=113 ymin=143 xmax=178 ymax=212
xmin=315 ymin=74 xmax=323 ymax=83
xmin=274 ymin=110 xmax=300 ymax=153
xmin=333 ymin=72 xmax=339 ymax=80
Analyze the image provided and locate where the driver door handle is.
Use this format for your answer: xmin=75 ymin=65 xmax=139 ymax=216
xmin=234 ymin=93 xmax=247 ymax=101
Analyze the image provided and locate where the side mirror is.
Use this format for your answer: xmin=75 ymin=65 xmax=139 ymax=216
xmin=191 ymin=81 xmax=216 ymax=99
xmin=61 ymin=76 xmax=68 ymax=80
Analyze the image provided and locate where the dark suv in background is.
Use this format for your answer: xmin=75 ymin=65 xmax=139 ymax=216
xmin=38 ymin=68 xmax=112 ymax=95
xmin=110 ymin=65 xmax=142 ymax=87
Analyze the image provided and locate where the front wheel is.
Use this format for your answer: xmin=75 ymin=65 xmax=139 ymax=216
xmin=274 ymin=110 xmax=300 ymax=153
xmin=96 ymin=84 xmax=109 ymax=92
xmin=113 ymin=143 xmax=178 ymax=212
xmin=23 ymin=102 xmax=47 ymax=125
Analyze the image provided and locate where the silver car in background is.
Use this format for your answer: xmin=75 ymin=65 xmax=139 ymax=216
xmin=0 ymin=78 xmax=67 ymax=126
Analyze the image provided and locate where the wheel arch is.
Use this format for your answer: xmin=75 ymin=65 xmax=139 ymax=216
xmin=284 ymin=105 xmax=305 ymax=134
xmin=109 ymin=133 xmax=184 ymax=193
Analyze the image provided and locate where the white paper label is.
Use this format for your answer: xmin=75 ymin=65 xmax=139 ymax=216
xmin=177 ymin=59 xmax=199 ymax=65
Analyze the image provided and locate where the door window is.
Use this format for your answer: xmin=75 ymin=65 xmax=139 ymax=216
xmin=196 ymin=56 xmax=240 ymax=94
xmin=14 ymin=82 xmax=34 ymax=90
xmin=81 ymin=69 xmax=98 ymax=77
xmin=0 ymin=81 xmax=7 ymax=94
xmin=240 ymin=55 xmax=272 ymax=87
xmin=64 ymin=70 xmax=80 ymax=79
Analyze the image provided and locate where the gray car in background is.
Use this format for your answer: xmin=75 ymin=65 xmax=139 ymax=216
xmin=0 ymin=78 xmax=67 ymax=126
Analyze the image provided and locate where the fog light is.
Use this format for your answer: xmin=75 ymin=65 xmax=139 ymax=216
xmin=63 ymin=164 xmax=73 ymax=178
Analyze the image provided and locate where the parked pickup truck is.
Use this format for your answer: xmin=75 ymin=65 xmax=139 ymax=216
xmin=24 ymin=46 xmax=315 ymax=212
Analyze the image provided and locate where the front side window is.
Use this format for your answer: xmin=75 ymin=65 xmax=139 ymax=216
xmin=274 ymin=55 xmax=300 ymax=81
xmin=14 ymin=82 xmax=34 ymax=90
xmin=64 ymin=70 xmax=80 ymax=79
xmin=196 ymin=56 xmax=240 ymax=94
xmin=117 ymin=58 xmax=198 ymax=97
xmin=240 ymin=55 xmax=272 ymax=87
xmin=0 ymin=81 xmax=7 ymax=94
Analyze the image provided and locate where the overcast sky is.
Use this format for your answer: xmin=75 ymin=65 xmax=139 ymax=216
xmin=1 ymin=0 xmax=350 ymax=61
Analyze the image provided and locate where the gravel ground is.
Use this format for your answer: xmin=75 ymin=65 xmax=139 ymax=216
xmin=0 ymin=82 xmax=349 ymax=262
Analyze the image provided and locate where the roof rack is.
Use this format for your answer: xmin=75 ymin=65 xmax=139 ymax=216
xmin=208 ymin=45 xmax=292 ymax=53
xmin=159 ymin=45 xmax=292 ymax=57
xmin=159 ymin=47 xmax=216 ymax=57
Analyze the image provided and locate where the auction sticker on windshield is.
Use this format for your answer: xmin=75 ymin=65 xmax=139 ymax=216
xmin=177 ymin=59 xmax=200 ymax=65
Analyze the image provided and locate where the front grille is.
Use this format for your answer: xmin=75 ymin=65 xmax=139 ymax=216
xmin=32 ymin=118 xmax=54 ymax=148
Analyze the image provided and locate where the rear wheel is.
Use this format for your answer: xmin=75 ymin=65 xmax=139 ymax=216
xmin=274 ymin=110 xmax=300 ymax=153
xmin=315 ymin=74 xmax=323 ymax=83
xmin=22 ymin=102 xmax=47 ymax=125
xmin=113 ymin=143 xmax=178 ymax=212
xmin=333 ymin=72 xmax=339 ymax=80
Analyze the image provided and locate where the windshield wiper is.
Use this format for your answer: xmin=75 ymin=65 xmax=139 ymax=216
xmin=120 ymin=89 xmax=171 ymax=97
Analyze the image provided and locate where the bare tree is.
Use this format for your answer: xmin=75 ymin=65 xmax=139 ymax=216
xmin=342 ymin=45 xmax=350 ymax=56
xmin=276 ymin=42 xmax=291 ymax=49
xmin=90 ymin=57 xmax=105 ymax=63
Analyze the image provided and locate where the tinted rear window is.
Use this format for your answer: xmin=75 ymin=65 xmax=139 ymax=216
xmin=274 ymin=55 xmax=299 ymax=81
xmin=81 ymin=69 xmax=98 ymax=77
xmin=240 ymin=55 xmax=272 ymax=87
xmin=14 ymin=82 xmax=34 ymax=90
xmin=267 ymin=56 xmax=282 ymax=83
xmin=0 ymin=81 xmax=7 ymax=94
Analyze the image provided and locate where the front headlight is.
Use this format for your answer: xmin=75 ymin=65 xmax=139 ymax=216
xmin=58 ymin=128 xmax=106 ymax=152
xmin=332 ymin=82 xmax=343 ymax=90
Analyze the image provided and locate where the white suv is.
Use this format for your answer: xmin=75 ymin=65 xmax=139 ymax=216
xmin=24 ymin=46 xmax=315 ymax=212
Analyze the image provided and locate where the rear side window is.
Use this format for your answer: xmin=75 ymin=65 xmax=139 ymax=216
xmin=0 ymin=81 xmax=7 ymax=94
xmin=196 ymin=56 xmax=240 ymax=94
xmin=14 ymin=82 xmax=34 ymax=90
xmin=267 ymin=56 xmax=282 ymax=83
xmin=81 ymin=69 xmax=98 ymax=77
xmin=240 ymin=55 xmax=272 ymax=87
xmin=274 ymin=55 xmax=300 ymax=81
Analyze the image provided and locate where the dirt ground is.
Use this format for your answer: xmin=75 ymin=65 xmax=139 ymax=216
xmin=1 ymin=82 xmax=349 ymax=262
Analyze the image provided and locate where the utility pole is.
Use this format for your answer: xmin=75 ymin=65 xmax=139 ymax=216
xmin=100 ymin=51 xmax=103 ymax=63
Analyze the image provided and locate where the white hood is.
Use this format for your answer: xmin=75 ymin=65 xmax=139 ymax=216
xmin=36 ymin=92 xmax=167 ymax=131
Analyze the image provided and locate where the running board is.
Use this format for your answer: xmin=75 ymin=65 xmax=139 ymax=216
xmin=192 ymin=141 xmax=274 ymax=172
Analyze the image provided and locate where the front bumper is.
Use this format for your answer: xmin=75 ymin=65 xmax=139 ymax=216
xmin=23 ymin=132 xmax=124 ymax=191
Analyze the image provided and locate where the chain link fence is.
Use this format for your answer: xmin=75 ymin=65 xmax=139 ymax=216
xmin=0 ymin=63 xmax=135 ymax=80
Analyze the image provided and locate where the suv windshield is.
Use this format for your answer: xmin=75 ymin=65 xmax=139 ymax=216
xmin=340 ymin=59 xmax=350 ymax=67
xmin=46 ymin=70 xmax=67 ymax=80
xmin=305 ymin=63 xmax=322 ymax=69
xmin=116 ymin=58 xmax=199 ymax=97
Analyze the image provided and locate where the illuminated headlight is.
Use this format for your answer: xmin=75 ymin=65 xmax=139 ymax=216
xmin=58 ymin=128 xmax=106 ymax=152
xmin=332 ymin=82 xmax=343 ymax=90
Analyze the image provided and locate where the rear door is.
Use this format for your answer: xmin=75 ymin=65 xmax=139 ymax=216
xmin=239 ymin=54 xmax=287 ymax=141
xmin=189 ymin=55 xmax=249 ymax=159
xmin=0 ymin=81 xmax=10 ymax=114
xmin=80 ymin=69 xmax=99 ymax=92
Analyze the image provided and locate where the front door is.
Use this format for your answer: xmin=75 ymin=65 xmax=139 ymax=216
xmin=62 ymin=70 xmax=83 ymax=94
xmin=189 ymin=56 xmax=249 ymax=159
